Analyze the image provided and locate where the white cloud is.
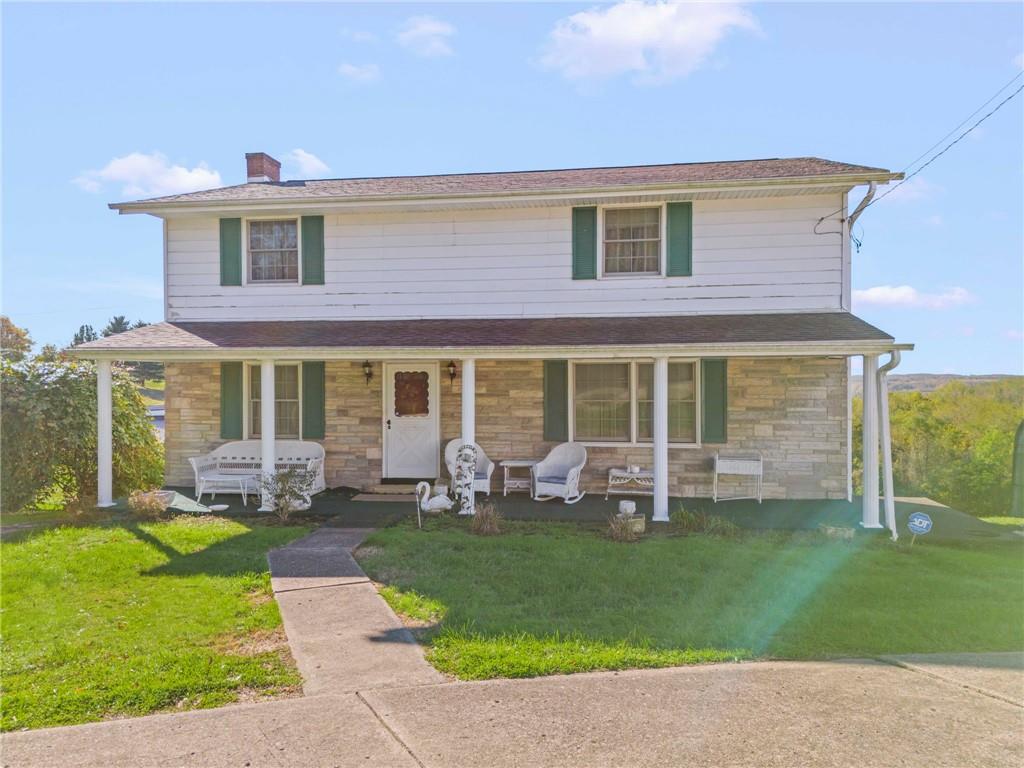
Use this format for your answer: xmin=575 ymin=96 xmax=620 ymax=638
xmin=74 ymin=152 xmax=221 ymax=197
xmin=286 ymin=149 xmax=330 ymax=177
xmin=852 ymin=285 xmax=975 ymax=310
xmin=342 ymin=27 xmax=378 ymax=43
xmin=1014 ymin=51 xmax=1023 ymax=69
xmin=1005 ymin=329 xmax=1024 ymax=341
xmin=397 ymin=15 xmax=456 ymax=57
xmin=540 ymin=1 xmax=758 ymax=84
xmin=881 ymin=176 xmax=940 ymax=204
xmin=62 ymin=277 xmax=163 ymax=300
xmin=338 ymin=62 xmax=380 ymax=82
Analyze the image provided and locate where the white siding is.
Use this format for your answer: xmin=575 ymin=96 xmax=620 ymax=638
xmin=164 ymin=194 xmax=846 ymax=321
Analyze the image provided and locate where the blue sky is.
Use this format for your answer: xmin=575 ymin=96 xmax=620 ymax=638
xmin=3 ymin=1 xmax=1022 ymax=374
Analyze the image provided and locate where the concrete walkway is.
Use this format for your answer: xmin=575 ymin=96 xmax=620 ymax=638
xmin=4 ymin=655 xmax=1021 ymax=767
xmin=266 ymin=527 xmax=445 ymax=695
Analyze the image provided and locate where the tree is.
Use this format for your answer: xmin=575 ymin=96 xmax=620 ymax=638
xmin=1 ymin=358 xmax=163 ymax=512
xmin=101 ymin=316 xmax=131 ymax=337
xmin=1 ymin=316 xmax=33 ymax=362
xmin=71 ymin=324 xmax=99 ymax=346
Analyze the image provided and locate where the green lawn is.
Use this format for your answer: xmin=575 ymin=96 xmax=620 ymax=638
xmin=356 ymin=520 xmax=1024 ymax=680
xmin=1 ymin=517 xmax=308 ymax=731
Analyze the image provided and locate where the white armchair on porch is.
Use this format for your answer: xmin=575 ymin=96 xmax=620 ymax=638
xmin=531 ymin=442 xmax=587 ymax=504
xmin=444 ymin=439 xmax=495 ymax=495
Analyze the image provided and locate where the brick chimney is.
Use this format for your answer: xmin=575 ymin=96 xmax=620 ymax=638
xmin=245 ymin=152 xmax=281 ymax=183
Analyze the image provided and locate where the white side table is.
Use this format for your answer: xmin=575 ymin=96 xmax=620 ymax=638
xmin=606 ymin=468 xmax=655 ymax=499
xmin=501 ymin=460 xmax=537 ymax=496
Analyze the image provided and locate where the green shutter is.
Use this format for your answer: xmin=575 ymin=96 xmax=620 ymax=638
xmin=220 ymin=362 xmax=243 ymax=439
xmin=701 ymin=359 xmax=728 ymax=444
xmin=543 ymin=360 xmax=569 ymax=442
xmin=301 ymin=216 xmax=325 ymax=286
xmin=666 ymin=202 xmax=693 ymax=276
xmin=219 ymin=218 xmax=242 ymax=286
xmin=571 ymin=207 xmax=597 ymax=280
xmin=301 ymin=361 xmax=326 ymax=439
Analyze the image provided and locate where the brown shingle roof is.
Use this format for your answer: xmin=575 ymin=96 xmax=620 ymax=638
xmin=112 ymin=157 xmax=898 ymax=208
xmin=76 ymin=313 xmax=893 ymax=353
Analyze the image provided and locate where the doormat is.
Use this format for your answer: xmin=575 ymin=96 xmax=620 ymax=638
xmin=351 ymin=493 xmax=413 ymax=502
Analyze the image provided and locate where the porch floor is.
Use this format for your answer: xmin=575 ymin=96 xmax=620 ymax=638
xmin=157 ymin=487 xmax=1011 ymax=542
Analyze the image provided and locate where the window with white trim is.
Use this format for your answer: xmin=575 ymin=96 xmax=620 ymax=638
xmin=603 ymin=207 xmax=661 ymax=275
xmin=249 ymin=364 xmax=301 ymax=438
xmin=571 ymin=361 xmax=698 ymax=444
xmin=248 ymin=219 xmax=298 ymax=282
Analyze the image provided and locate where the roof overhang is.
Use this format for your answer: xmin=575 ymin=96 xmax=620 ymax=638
xmin=110 ymin=172 xmax=902 ymax=217
xmin=72 ymin=339 xmax=913 ymax=363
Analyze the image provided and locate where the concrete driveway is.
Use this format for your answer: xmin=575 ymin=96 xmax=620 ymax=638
xmin=3 ymin=654 xmax=1021 ymax=768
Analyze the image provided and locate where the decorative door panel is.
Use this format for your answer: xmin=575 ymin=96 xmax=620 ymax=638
xmin=383 ymin=363 xmax=439 ymax=478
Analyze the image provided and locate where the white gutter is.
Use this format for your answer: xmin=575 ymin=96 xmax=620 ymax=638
xmin=109 ymin=172 xmax=903 ymax=216
xmin=70 ymin=340 xmax=914 ymax=363
xmin=877 ymin=349 xmax=902 ymax=540
xmin=846 ymin=181 xmax=877 ymax=231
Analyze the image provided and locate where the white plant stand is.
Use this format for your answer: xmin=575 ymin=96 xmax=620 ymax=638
xmin=712 ymin=452 xmax=763 ymax=503
xmin=501 ymin=460 xmax=537 ymax=496
xmin=606 ymin=468 xmax=655 ymax=499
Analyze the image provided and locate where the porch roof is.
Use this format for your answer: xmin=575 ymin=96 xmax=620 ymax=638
xmin=73 ymin=312 xmax=907 ymax=360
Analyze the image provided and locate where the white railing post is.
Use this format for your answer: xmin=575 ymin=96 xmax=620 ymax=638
xmin=259 ymin=360 xmax=276 ymax=511
xmin=461 ymin=359 xmax=476 ymax=447
xmin=861 ymin=354 xmax=881 ymax=528
xmin=96 ymin=359 xmax=115 ymax=507
xmin=653 ymin=356 xmax=670 ymax=522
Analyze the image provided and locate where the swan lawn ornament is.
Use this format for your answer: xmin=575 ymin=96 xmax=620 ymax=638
xmin=415 ymin=481 xmax=454 ymax=529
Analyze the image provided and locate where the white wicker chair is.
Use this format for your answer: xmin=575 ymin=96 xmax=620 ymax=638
xmin=531 ymin=443 xmax=587 ymax=504
xmin=444 ymin=439 xmax=495 ymax=495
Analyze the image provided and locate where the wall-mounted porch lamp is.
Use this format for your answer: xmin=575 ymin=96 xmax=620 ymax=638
xmin=446 ymin=360 xmax=458 ymax=386
xmin=362 ymin=360 xmax=373 ymax=386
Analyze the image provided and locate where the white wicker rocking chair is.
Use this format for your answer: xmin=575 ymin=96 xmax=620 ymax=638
xmin=530 ymin=442 xmax=587 ymax=504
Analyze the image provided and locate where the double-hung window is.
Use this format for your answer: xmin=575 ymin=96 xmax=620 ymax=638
xmin=248 ymin=219 xmax=299 ymax=283
xmin=571 ymin=360 xmax=698 ymax=444
xmin=603 ymin=207 xmax=661 ymax=275
xmin=248 ymin=364 xmax=301 ymax=438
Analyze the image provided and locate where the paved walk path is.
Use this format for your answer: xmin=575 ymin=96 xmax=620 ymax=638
xmin=266 ymin=527 xmax=445 ymax=695
xmin=4 ymin=655 xmax=1020 ymax=767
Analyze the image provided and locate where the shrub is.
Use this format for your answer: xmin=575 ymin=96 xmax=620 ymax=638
xmin=669 ymin=506 xmax=705 ymax=533
xmin=1 ymin=359 xmax=163 ymax=512
xmin=258 ymin=467 xmax=316 ymax=521
xmin=127 ymin=489 xmax=170 ymax=519
xmin=702 ymin=515 xmax=741 ymax=538
xmin=470 ymin=502 xmax=502 ymax=536
xmin=607 ymin=513 xmax=639 ymax=542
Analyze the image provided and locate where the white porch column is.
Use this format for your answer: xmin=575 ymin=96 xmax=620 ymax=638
xmin=96 ymin=360 xmax=115 ymax=507
xmin=461 ymin=358 xmax=476 ymax=447
xmin=259 ymin=360 xmax=276 ymax=511
xmin=878 ymin=351 xmax=901 ymax=540
xmin=652 ymin=356 xmax=670 ymax=522
xmin=861 ymin=354 xmax=882 ymax=528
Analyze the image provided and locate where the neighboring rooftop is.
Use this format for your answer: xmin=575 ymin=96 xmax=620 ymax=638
xmin=111 ymin=156 xmax=900 ymax=210
xmin=74 ymin=312 xmax=894 ymax=354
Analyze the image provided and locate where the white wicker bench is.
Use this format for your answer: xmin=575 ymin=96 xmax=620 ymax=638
xmin=712 ymin=452 xmax=763 ymax=503
xmin=188 ymin=440 xmax=326 ymax=506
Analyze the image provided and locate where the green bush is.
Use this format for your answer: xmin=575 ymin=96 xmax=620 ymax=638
xmin=1 ymin=359 xmax=163 ymax=512
xmin=669 ymin=506 xmax=740 ymax=537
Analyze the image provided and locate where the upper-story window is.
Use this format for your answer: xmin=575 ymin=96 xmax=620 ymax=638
xmin=603 ymin=207 xmax=661 ymax=275
xmin=249 ymin=219 xmax=299 ymax=283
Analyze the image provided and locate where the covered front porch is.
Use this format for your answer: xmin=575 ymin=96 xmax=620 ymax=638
xmin=76 ymin=312 xmax=911 ymax=535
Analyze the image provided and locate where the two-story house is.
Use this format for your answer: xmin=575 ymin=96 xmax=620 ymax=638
xmin=77 ymin=153 xmax=911 ymax=531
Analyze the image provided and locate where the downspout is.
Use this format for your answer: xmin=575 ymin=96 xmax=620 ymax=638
xmin=847 ymin=182 xmax=876 ymax=231
xmin=877 ymin=350 xmax=901 ymax=540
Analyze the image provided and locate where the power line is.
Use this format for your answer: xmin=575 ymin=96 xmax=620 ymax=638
xmin=815 ymin=75 xmax=1024 ymax=243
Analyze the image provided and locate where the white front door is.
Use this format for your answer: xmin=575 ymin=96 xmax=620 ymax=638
xmin=383 ymin=362 xmax=440 ymax=478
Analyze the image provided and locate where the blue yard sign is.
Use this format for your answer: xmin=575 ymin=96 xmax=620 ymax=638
xmin=907 ymin=512 xmax=933 ymax=536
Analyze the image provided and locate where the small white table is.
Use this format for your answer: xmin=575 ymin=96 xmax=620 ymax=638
xmin=606 ymin=468 xmax=655 ymax=499
xmin=713 ymin=452 xmax=763 ymax=503
xmin=501 ymin=460 xmax=537 ymax=496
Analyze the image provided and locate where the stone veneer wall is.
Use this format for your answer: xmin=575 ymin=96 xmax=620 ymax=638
xmin=165 ymin=357 xmax=847 ymax=499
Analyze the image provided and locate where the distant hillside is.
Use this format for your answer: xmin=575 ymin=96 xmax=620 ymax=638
xmin=851 ymin=373 xmax=1022 ymax=396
